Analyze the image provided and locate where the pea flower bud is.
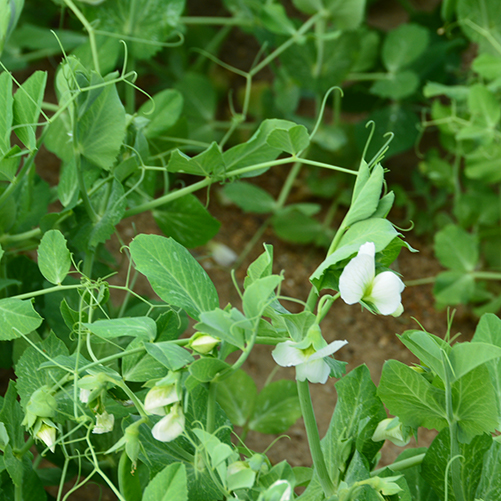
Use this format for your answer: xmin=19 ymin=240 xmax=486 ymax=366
xmin=34 ymin=420 xmax=57 ymax=453
xmin=190 ymin=333 xmax=219 ymax=354
xmin=372 ymin=417 xmax=410 ymax=447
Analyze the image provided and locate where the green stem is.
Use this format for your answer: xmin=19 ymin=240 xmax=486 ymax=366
xmin=405 ymin=276 xmax=436 ymax=286
xmin=370 ymin=453 xmax=425 ymax=477
xmin=297 ymin=380 xmax=335 ymax=498
xmin=12 ymin=284 xmax=83 ymax=301
xmin=0 ymin=227 xmax=42 ymax=245
xmin=442 ymin=350 xmax=465 ymax=501
xmin=125 ymin=58 xmax=136 ymax=113
xmin=63 ymin=0 xmax=100 ymax=73
xmin=179 ymin=16 xmax=252 ymax=26
xmin=76 ymin=154 xmax=98 ymax=224
xmin=251 ymin=13 xmax=320 ymax=76
xmin=124 ymin=178 xmax=211 ymax=217
xmin=13 ymin=437 xmax=35 ymax=457
xmin=206 ymin=382 xmax=217 ymax=434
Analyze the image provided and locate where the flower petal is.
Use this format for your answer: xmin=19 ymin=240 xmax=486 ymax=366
xmin=368 ymin=271 xmax=404 ymax=315
xmin=272 ymin=341 xmax=306 ymax=367
xmin=339 ymin=253 xmax=375 ymax=305
xmin=309 ymin=339 xmax=348 ymax=360
xmin=151 ymin=406 xmax=185 ymax=442
xmin=296 ymin=359 xmax=331 ymax=384
xmin=144 ymin=385 xmax=180 ymax=415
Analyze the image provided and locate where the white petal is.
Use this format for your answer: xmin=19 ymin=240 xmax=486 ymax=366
xmin=296 ymin=359 xmax=331 ymax=384
xmin=272 ymin=341 xmax=306 ymax=367
xmin=152 ymin=408 xmax=185 ymax=442
xmin=310 ymin=339 xmax=348 ymax=360
xmin=368 ymin=271 xmax=404 ymax=315
xmin=358 ymin=241 xmax=376 ymax=257
xmin=93 ymin=412 xmax=115 ymax=434
xmin=339 ymin=253 xmax=375 ymax=304
xmin=144 ymin=385 xmax=179 ymax=415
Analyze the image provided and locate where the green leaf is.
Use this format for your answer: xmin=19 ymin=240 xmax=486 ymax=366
xmin=0 ymin=298 xmax=43 ymax=341
xmin=37 ymin=230 xmax=71 ymax=285
xmin=244 ymin=244 xmax=274 ymax=289
xmin=153 ymin=194 xmax=220 ymax=248
xmin=391 ymin=448 xmax=439 ymax=501
xmin=0 ymin=382 xmax=25 ymax=449
xmin=453 ymin=364 xmax=498 ymax=442
xmin=15 ymin=332 xmax=69 ymax=412
xmin=434 ymin=224 xmax=478 ymax=271
xmin=310 ymin=218 xmax=398 ymax=291
xmin=468 ymin=83 xmax=500 ymax=127
xmin=167 ymin=142 xmax=224 ymax=177
xmin=13 ymin=70 xmax=47 ymax=150
xmin=144 ymin=341 xmax=194 ymax=371
xmin=421 ymin=428 xmax=491 ymax=501
xmin=260 ymin=3 xmax=295 ymax=35
xmin=122 ymin=338 xmax=167 ymax=382
xmin=370 ymin=70 xmax=419 ymax=99
xmin=472 ymin=53 xmax=501 ymax=80
xmin=215 ymin=370 xmax=257 ymax=427
xmin=449 ymin=341 xmax=501 ymax=383
xmin=222 ymin=182 xmax=276 ymax=214
xmin=433 ymin=271 xmax=475 ymax=305
xmin=88 ymin=0 xmax=185 ymax=60
xmin=142 ymin=463 xmax=187 ymax=501
xmin=139 ymin=88 xmax=184 ymax=138
xmin=243 ymin=275 xmax=282 ymax=325
xmin=471 ymin=314 xmax=501 ymax=427
xmin=76 ymin=76 xmax=125 ymax=170
xmin=224 ymin=119 xmax=292 ymax=176
xmin=465 ymin=142 xmax=501 ymax=183
xmin=189 ymin=358 xmax=230 ymax=383
xmin=382 ymin=24 xmax=429 ymax=72
xmin=84 ymin=317 xmax=157 ymax=342
xmin=457 ymin=0 xmax=501 ymax=47
xmin=266 ymin=125 xmax=310 ymax=155
xmin=0 ymin=71 xmax=13 ymax=156
xmin=476 ymin=440 xmax=501 ymax=500
xmin=248 ymin=380 xmax=301 ymax=434
xmin=130 ymin=234 xmax=219 ymax=320
xmin=271 ymin=207 xmax=325 ymax=245
xmin=378 ymin=360 xmax=447 ymax=431
xmin=195 ymin=308 xmax=250 ymax=350
xmin=397 ymin=330 xmax=450 ymax=381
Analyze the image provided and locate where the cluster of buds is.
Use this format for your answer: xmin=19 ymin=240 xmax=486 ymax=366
xmin=144 ymin=372 xmax=185 ymax=442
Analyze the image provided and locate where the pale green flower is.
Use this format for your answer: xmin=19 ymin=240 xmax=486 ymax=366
xmin=151 ymin=403 xmax=185 ymax=442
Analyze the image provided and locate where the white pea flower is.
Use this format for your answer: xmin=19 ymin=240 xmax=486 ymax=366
xmin=339 ymin=242 xmax=404 ymax=316
xmin=151 ymin=403 xmax=185 ymax=442
xmin=79 ymin=388 xmax=91 ymax=404
xmin=272 ymin=325 xmax=347 ymax=384
xmin=36 ymin=423 xmax=57 ymax=453
xmin=93 ymin=411 xmax=115 ymax=434
xmin=144 ymin=384 xmax=181 ymax=416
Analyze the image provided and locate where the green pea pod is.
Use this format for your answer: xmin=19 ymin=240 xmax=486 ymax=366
xmin=118 ymin=451 xmax=142 ymax=501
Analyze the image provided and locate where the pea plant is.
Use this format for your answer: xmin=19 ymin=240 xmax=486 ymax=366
xmin=0 ymin=0 xmax=501 ymax=500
